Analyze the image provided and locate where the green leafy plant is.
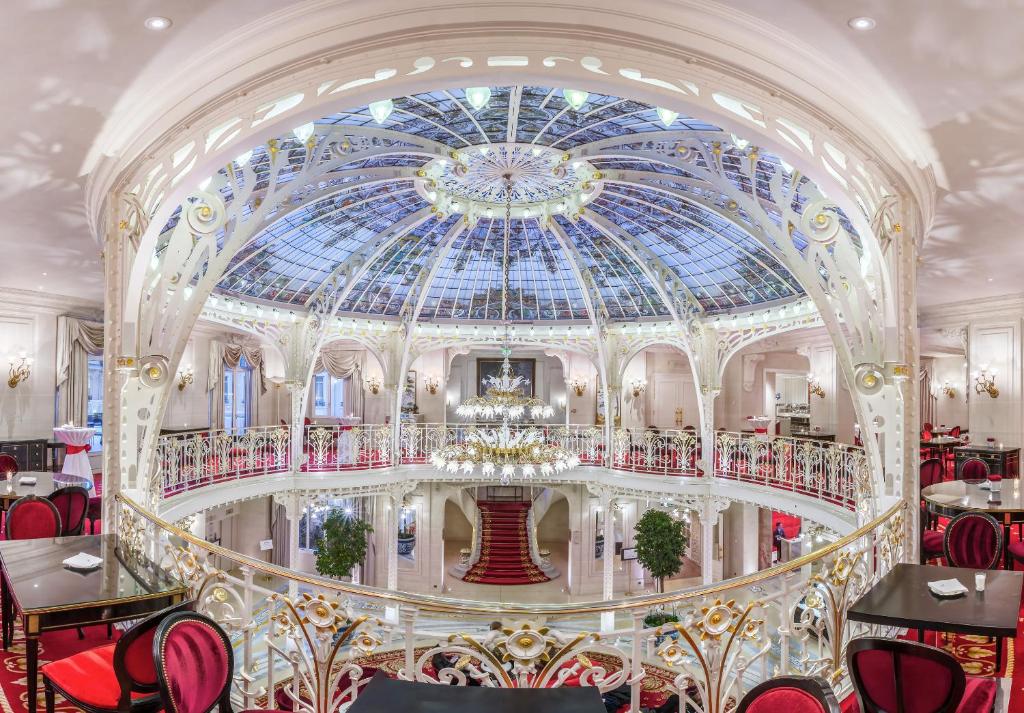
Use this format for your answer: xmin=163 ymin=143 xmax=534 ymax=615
xmin=643 ymin=610 xmax=679 ymax=629
xmin=314 ymin=510 xmax=373 ymax=579
xmin=634 ymin=509 xmax=688 ymax=593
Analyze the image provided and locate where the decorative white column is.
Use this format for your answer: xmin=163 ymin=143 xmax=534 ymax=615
xmin=600 ymin=489 xmax=615 ymax=632
xmin=699 ymin=388 xmax=720 ymax=478
xmin=274 ymin=493 xmax=303 ymax=597
xmin=700 ymin=497 xmax=729 ymax=585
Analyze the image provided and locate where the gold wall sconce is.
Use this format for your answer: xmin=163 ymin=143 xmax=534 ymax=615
xmin=567 ymin=376 xmax=588 ymax=397
xmin=7 ymin=352 xmax=33 ymax=389
xmin=424 ymin=375 xmax=440 ymax=395
xmin=941 ymin=380 xmax=957 ymax=399
xmin=176 ymin=365 xmax=194 ymax=392
xmin=973 ymin=366 xmax=999 ymax=398
xmin=630 ymin=378 xmax=647 ymax=398
xmin=807 ymin=374 xmax=825 ymax=399
xmin=365 ymin=375 xmax=382 ymax=395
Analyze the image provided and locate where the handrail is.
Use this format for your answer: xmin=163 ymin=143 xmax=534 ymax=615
xmin=117 ymin=492 xmax=902 ymax=616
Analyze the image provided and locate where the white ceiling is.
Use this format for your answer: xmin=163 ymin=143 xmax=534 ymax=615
xmin=3 ymin=0 xmax=1021 ymax=307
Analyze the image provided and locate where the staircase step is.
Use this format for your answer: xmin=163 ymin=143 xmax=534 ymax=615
xmin=462 ymin=501 xmax=550 ymax=586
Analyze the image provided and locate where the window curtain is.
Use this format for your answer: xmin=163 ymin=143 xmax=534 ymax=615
xmin=208 ymin=341 xmax=267 ymax=430
xmin=919 ymin=359 xmax=936 ymax=429
xmin=55 ymin=316 xmax=103 ymax=427
xmin=314 ymin=348 xmax=364 ymax=418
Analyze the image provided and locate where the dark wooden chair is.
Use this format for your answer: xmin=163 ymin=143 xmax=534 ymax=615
xmin=47 ymin=486 xmax=90 ymax=536
xmin=6 ymin=495 xmax=61 ymax=540
xmin=847 ymin=637 xmax=996 ymax=712
xmin=943 ymin=511 xmax=1002 ymax=570
xmin=737 ymin=675 xmax=839 ymax=713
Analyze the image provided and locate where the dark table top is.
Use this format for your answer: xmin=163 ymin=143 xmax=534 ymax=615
xmin=0 ymin=471 xmax=93 ymax=501
xmin=0 ymin=534 xmax=183 ymax=614
xmin=955 ymin=444 xmax=1020 ymax=454
xmin=923 ymin=479 xmax=1024 ymax=514
xmin=849 ymin=563 xmax=1023 ymax=638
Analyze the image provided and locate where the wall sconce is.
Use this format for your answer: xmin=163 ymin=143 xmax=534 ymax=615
xmin=807 ymin=374 xmax=825 ymax=399
xmin=973 ymin=365 xmax=999 ymax=399
xmin=176 ymin=365 xmax=194 ymax=392
xmin=630 ymin=378 xmax=647 ymax=398
xmin=567 ymin=376 xmax=588 ymax=397
xmin=7 ymin=352 xmax=33 ymax=389
xmin=424 ymin=375 xmax=440 ymax=395
xmin=941 ymin=380 xmax=956 ymax=399
xmin=365 ymin=375 xmax=382 ymax=395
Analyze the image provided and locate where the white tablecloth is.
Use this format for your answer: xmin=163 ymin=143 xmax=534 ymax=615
xmin=53 ymin=427 xmax=96 ymax=481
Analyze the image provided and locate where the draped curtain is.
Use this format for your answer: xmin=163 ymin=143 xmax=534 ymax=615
xmin=314 ymin=348 xmax=364 ymax=418
xmin=208 ymin=341 xmax=267 ymax=430
xmin=55 ymin=316 xmax=103 ymax=427
xmin=919 ymin=360 xmax=936 ymax=429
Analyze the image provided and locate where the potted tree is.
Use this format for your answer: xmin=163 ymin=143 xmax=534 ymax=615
xmin=314 ymin=509 xmax=374 ymax=580
xmin=634 ymin=509 xmax=688 ymax=593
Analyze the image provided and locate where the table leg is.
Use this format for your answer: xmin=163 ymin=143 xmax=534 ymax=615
xmin=1005 ymin=522 xmax=1012 ymax=570
xmin=917 ymin=628 xmax=924 ymax=643
xmin=1 ymin=571 xmax=9 ymax=650
xmin=26 ymin=636 xmax=37 ymax=713
xmin=996 ymin=637 xmax=1003 ymax=673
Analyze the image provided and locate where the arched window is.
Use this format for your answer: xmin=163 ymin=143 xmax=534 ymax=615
xmin=312 ymin=371 xmax=347 ymax=418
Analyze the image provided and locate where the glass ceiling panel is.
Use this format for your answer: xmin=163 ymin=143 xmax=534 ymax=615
xmin=214 ymin=85 xmax=809 ymax=319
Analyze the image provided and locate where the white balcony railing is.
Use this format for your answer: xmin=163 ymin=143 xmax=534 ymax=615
xmin=118 ymin=493 xmax=905 ymax=713
xmin=154 ymin=425 xmax=869 ymax=513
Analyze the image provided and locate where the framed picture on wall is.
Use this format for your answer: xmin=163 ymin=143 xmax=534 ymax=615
xmin=402 ymin=370 xmax=417 ymax=412
xmin=477 ymin=358 xmax=535 ymax=396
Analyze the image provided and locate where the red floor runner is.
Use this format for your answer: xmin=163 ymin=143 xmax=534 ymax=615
xmin=462 ymin=501 xmax=549 ymax=585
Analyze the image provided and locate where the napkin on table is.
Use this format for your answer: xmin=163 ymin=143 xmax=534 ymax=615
xmin=62 ymin=553 xmax=102 ymax=570
xmin=18 ymin=476 xmax=36 ymax=486
xmin=928 ymin=578 xmax=968 ymax=596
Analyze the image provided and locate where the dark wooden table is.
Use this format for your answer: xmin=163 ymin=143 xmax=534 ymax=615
xmin=954 ymin=444 xmax=1020 ymax=479
xmin=923 ymin=479 xmax=1024 ymax=569
xmin=0 ymin=534 xmax=186 ymax=713
xmin=849 ymin=563 xmax=1023 ymax=671
xmin=0 ymin=471 xmax=93 ymax=510
xmin=920 ymin=436 xmax=962 ymax=460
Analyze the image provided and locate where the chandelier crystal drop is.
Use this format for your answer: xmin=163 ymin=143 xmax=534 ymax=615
xmin=433 ymin=173 xmax=577 ymax=485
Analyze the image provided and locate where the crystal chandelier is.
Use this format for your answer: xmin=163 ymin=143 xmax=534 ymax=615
xmin=432 ymin=172 xmax=577 ymax=485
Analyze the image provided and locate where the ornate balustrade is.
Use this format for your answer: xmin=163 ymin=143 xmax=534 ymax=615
xmin=714 ymin=433 xmax=869 ymax=513
xmin=155 ymin=425 xmax=868 ymax=514
xmin=303 ymin=424 xmax=393 ymax=472
xmin=155 ymin=426 xmax=291 ymax=498
xmin=117 ymin=493 xmax=904 ymax=713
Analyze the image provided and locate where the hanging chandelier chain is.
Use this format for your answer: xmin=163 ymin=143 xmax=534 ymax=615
xmin=501 ymin=174 xmax=512 ymax=326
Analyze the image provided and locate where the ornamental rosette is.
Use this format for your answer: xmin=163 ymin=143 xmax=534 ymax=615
xmin=297 ymin=592 xmax=344 ymax=634
xmin=493 ymin=623 xmax=555 ymax=666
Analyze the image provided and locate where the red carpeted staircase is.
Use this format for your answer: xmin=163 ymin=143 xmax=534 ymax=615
xmin=462 ymin=501 xmax=550 ymax=585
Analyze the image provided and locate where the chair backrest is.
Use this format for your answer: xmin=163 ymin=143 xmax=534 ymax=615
xmin=111 ymin=600 xmax=195 ymax=709
xmin=0 ymin=453 xmax=17 ymax=476
xmin=47 ymin=486 xmax=90 ymax=536
xmin=943 ymin=511 xmax=1003 ymax=569
xmin=154 ymin=612 xmax=233 ymax=713
xmin=847 ymin=637 xmax=965 ymax=713
xmin=960 ymin=457 xmax=989 ymax=480
xmin=5 ymin=495 xmax=61 ymax=540
xmin=922 ymin=422 xmax=934 ymax=432
xmin=919 ymin=459 xmax=944 ymax=489
xmin=921 ymin=430 xmax=933 ymax=442
xmin=738 ymin=675 xmax=839 ymax=713
xmin=950 ymin=425 xmax=961 ymax=438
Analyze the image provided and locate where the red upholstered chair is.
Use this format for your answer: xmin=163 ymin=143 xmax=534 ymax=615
xmin=48 ymin=486 xmax=90 ymax=536
xmin=0 ymin=453 xmax=17 ymax=476
xmin=919 ymin=458 xmax=944 ymax=529
xmin=737 ymin=676 xmax=839 ymax=713
xmin=154 ymin=612 xmax=235 ymax=713
xmin=920 ymin=505 xmax=944 ymax=565
xmin=847 ymin=637 xmax=996 ymax=712
xmin=5 ymin=494 xmax=61 ymax=540
xmin=86 ymin=496 xmax=103 ymax=534
xmin=959 ymin=457 xmax=989 ymax=481
xmin=922 ymin=422 xmax=934 ymax=433
xmin=42 ymin=600 xmax=193 ymax=713
xmin=949 ymin=425 xmax=961 ymax=438
xmin=943 ymin=511 xmax=1002 ymax=570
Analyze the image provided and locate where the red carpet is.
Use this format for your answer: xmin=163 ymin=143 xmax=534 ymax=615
xmin=462 ymin=501 xmax=549 ymax=585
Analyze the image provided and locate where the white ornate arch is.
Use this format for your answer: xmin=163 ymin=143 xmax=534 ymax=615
xmin=100 ymin=22 xmax=921 ymax=533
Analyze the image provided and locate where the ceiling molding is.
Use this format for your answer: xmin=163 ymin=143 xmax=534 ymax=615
xmin=918 ymin=292 xmax=1024 ymax=328
xmin=0 ymin=287 xmax=103 ymax=318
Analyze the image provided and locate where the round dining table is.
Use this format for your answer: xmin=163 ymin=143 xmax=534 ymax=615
xmin=922 ymin=479 xmax=1024 ymax=569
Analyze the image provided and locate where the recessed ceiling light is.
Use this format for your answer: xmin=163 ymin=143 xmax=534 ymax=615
xmin=847 ymin=16 xmax=876 ymax=31
xmin=144 ymin=16 xmax=172 ymax=31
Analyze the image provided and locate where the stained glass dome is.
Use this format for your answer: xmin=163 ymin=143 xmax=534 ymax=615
xmin=214 ymin=86 xmax=807 ymax=321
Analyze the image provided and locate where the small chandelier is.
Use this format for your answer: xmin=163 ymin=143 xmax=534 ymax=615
xmin=457 ymin=357 xmax=554 ymax=421
xmin=567 ymin=376 xmax=588 ymax=397
xmin=973 ymin=366 xmax=998 ymax=399
xmin=630 ymin=378 xmax=647 ymax=398
xmin=430 ymin=424 xmax=580 ymax=484
xmin=807 ymin=373 xmax=825 ymax=399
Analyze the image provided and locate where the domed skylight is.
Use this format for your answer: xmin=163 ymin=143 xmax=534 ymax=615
xmin=214 ymin=86 xmax=806 ymax=320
